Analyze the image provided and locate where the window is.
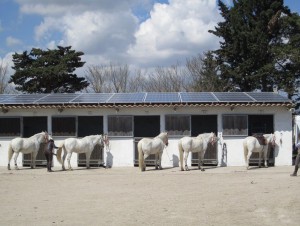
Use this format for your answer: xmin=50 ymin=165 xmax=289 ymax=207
xmin=165 ymin=115 xmax=190 ymax=136
xmin=78 ymin=116 xmax=103 ymax=137
xmin=134 ymin=116 xmax=160 ymax=137
xmin=108 ymin=116 xmax=133 ymax=136
xmin=0 ymin=117 xmax=21 ymax=136
xmin=248 ymin=115 xmax=274 ymax=135
xmin=52 ymin=117 xmax=76 ymax=136
xmin=222 ymin=115 xmax=247 ymax=136
xmin=23 ymin=117 xmax=47 ymax=138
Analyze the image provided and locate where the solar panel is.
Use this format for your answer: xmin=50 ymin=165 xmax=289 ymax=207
xmin=180 ymin=92 xmax=218 ymax=102
xmin=246 ymin=92 xmax=290 ymax=102
xmin=36 ymin=93 xmax=80 ymax=104
xmin=106 ymin=93 xmax=146 ymax=103
xmin=0 ymin=94 xmax=18 ymax=103
xmin=71 ymin=93 xmax=113 ymax=103
xmin=1 ymin=94 xmax=48 ymax=104
xmin=145 ymin=92 xmax=180 ymax=103
xmin=213 ymin=92 xmax=254 ymax=102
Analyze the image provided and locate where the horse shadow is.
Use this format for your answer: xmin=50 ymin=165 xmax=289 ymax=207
xmin=105 ymin=151 xmax=113 ymax=168
xmin=172 ymin=154 xmax=179 ymax=167
xmin=145 ymin=166 xmax=177 ymax=172
xmin=187 ymin=165 xmax=218 ymax=171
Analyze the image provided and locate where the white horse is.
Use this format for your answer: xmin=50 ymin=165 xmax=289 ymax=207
xmin=243 ymin=134 xmax=276 ymax=169
xmin=7 ymin=131 xmax=50 ymax=170
xmin=56 ymin=134 xmax=108 ymax=170
xmin=138 ymin=132 xmax=169 ymax=172
xmin=178 ymin=132 xmax=217 ymax=171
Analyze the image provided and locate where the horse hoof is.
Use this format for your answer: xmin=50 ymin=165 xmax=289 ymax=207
xmin=201 ymin=169 xmax=205 ymax=171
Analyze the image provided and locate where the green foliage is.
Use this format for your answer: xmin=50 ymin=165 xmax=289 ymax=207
xmin=209 ymin=0 xmax=300 ymax=95
xmin=10 ymin=46 xmax=89 ymax=93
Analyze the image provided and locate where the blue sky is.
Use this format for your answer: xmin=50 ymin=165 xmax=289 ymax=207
xmin=0 ymin=0 xmax=299 ymax=73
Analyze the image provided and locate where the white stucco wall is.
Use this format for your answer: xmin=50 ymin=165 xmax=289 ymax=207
xmin=0 ymin=105 xmax=293 ymax=168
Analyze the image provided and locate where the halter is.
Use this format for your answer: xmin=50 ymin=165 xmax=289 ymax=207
xmin=102 ymin=134 xmax=110 ymax=147
xmin=44 ymin=132 xmax=49 ymax=143
xmin=209 ymin=133 xmax=217 ymax=145
xmin=261 ymin=134 xmax=276 ymax=148
xmin=269 ymin=134 xmax=276 ymax=147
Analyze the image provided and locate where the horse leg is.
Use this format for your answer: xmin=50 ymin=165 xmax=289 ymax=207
xmin=14 ymin=152 xmax=20 ymax=170
xmin=62 ymin=151 xmax=67 ymax=171
xmin=155 ymin=153 xmax=158 ymax=170
xmin=184 ymin=151 xmax=189 ymax=171
xmin=264 ymin=148 xmax=268 ymax=168
xmin=179 ymin=151 xmax=184 ymax=171
xmin=67 ymin=153 xmax=73 ymax=170
xmin=246 ymin=152 xmax=252 ymax=170
xmin=31 ymin=152 xmax=38 ymax=169
xmin=7 ymin=144 xmax=13 ymax=170
xmin=143 ymin=153 xmax=149 ymax=171
xmin=258 ymin=151 xmax=262 ymax=168
xmin=85 ymin=152 xmax=92 ymax=169
xmin=158 ymin=152 xmax=163 ymax=170
xmin=199 ymin=151 xmax=205 ymax=171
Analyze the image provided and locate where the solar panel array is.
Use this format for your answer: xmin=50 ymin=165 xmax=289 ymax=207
xmin=145 ymin=92 xmax=180 ymax=103
xmin=0 ymin=92 xmax=291 ymax=105
xmin=107 ymin=93 xmax=146 ymax=103
xmin=180 ymin=92 xmax=218 ymax=102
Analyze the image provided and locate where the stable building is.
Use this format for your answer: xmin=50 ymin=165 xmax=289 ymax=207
xmin=0 ymin=92 xmax=294 ymax=169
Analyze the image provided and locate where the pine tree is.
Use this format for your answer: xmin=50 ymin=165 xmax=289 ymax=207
xmin=10 ymin=46 xmax=89 ymax=93
xmin=209 ymin=0 xmax=300 ymax=95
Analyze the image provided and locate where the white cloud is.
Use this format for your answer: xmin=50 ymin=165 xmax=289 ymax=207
xmin=15 ymin=0 xmax=221 ymax=69
xmin=6 ymin=36 xmax=23 ymax=47
xmin=128 ymin=0 xmax=221 ymax=67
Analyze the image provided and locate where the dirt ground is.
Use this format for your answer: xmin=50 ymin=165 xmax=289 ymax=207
xmin=0 ymin=165 xmax=299 ymax=226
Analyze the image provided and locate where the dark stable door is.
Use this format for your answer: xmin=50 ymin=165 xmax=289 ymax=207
xmin=191 ymin=115 xmax=218 ymax=165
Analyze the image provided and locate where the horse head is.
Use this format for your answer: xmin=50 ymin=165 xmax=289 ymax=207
xmin=209 ymin=132 xmax=217 ymax=145
xmin=101 ymin=134 xmax=110 ymax=147
xmin=263 ymin=134 xmax=276 ymax=147
xmin=41 ymin=131 xmax=50 ymax=143
xmin=269 ymin=134 xmax=276 ymax=147
xmin=158 ymin=132 xmax=169 ymax=146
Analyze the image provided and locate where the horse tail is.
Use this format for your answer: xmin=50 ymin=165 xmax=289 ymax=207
xmin=7 ymin=142 xmax=14 ymax=166
xmin=138 ymin=141 xmax=144 ymax=171
xmin=56 ymin=144 xmax=64 ymax=165
xmin=243 ymin=139 xmax=248 ymax=164
xmin=178 ymin=139 xmax=184 ymax=171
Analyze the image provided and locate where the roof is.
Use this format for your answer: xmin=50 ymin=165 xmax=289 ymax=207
xmin=0 ymin=92 xmax=293 ymax=110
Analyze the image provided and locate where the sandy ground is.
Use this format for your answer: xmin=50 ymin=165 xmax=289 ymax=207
xmin=0 ymin=165 xmax=299 ymax=226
